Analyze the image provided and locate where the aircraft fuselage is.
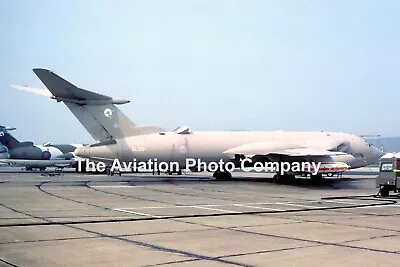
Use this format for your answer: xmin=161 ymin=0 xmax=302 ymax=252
xmin=76 ymin=131 xmax=383 ymax=170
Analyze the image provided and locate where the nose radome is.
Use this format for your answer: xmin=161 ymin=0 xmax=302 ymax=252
xmin=376 ymin=146 xmax=385 ymax=159
xmin=368 ymin=145 xmax=384 ymax=164
xmin=74 ymin=146 xmax=88 ymax=158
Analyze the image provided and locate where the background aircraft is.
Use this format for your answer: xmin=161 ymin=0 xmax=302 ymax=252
xmin=0 ymin=125 xmax=83 ymax=171
xmin=0 ymin=144 xmax=9 ymax=159
xmin=19 ymin=68 xmax=384 ymax=181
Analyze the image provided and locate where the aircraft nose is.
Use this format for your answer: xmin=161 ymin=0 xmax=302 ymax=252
xmin=74 ymin=146 xmax=89 ymax=158
xmin=376 ymin=146 xmax=385 ymax=159
xmin=371 ymin=145 xmax=384 ymax=163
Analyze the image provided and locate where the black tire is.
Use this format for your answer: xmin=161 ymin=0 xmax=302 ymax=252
xmin=224 ymin=171 xmax=232 ymax=180
xmin=275 ymin=174 xmax=295 ymax=184
xmin=380 ymin=186 xmax=390 ymax=197
xmin=310 ymin=174 xmax=323 ymax=183
xmin=213 ymin=170 xmax=232 ymax=181
xmin=286 ymin=174 xmax=296 ymax=183
xmin=213 ymin=170 xmax=221 ymax=178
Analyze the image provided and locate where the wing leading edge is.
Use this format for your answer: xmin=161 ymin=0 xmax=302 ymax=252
xmin=223 ymin=141 xmax=348 ymax=157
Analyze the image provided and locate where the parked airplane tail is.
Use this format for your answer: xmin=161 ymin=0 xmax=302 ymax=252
xmin=0 ymin=126 xmax=21 ymax=149
xmin=32 ymin=69 xmax=164 ymax=142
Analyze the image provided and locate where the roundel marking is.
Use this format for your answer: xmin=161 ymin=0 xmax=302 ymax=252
xmin=104 ymin=108 xmax=113 ymax=118
xmin=6 ymin=140 xmax=12 ymax=147
xmin=41 ymin=151 xmax=51 ymax=160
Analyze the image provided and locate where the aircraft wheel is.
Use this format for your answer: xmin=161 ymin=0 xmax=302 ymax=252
xmin=380 ymin=186 xmax=390 ymax=197
xmin=275 ymin=174 xmax=295 ymax=184
xmin=213 ymin=170 xmax=222 ymax=179
xmin=310 ymin=174 xmax=323 ymax=183
xmin=213 ymin=170 xmax=232 ymax=181
xmin=177 ymin=170 xmax=182 ymax=175
xmin=285 ymin=174 xmax=296 ymax=183
xmin=39 ymin=167 xmax=46 ymax=171
xmin=26 ymin=166 xmax=32 ymax=171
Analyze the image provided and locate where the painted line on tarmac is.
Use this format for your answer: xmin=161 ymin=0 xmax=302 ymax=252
xmin=233 ymin=204 xmax=284 ymax=211
xmin=275 ymin=202 xmax=328 ymax=209
xmin=91 ymin=185 xmax=144 ymax=188
xmin=112 ymin=208 xmax=161 ymax=218
xmin=323 ymin=199 xmax=370 ymax=205
xmin=116 ymin=204 xmax=229 ymax=210
xmin=117 ymin=201 xmax=331 ymax=211
xmin=1 ymin=197 xmax=396 ymax=228
xmin=346 ymin=204 xmax=400 ymax=209
xmin=191 ymin=206 xmax=240 ymax=213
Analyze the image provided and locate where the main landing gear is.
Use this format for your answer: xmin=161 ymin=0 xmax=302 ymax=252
xmin=272 ymin=173 xmax=324 ymax=184
xmin=167 ymin=169 xmax=182 ymax=175
xmin=213 ymin=170 xmax=232 ymax=181
xmin=273 ymin=174 xmax=296 ymax=184
xmin=151 ymin=169 xmax=183 ymax=175
xmin=310 ymin=174 xmax=323 ymax=183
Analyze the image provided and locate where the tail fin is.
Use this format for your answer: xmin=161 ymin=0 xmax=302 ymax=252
xmin=32 ymin=68 xmax=164 ymax=141
xmin=0 ymin=126 xmax=21 ymax=149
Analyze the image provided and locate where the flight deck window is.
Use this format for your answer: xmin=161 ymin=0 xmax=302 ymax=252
xmin=380 ymin=163 xmax=393 ymax=172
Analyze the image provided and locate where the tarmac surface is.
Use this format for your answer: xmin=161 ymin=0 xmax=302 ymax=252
xmin=0 ymin=167 xmax=399 ymax=266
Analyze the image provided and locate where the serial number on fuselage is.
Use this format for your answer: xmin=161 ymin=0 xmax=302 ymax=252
xmin=132 ymin=146 xmax=146 ymax=152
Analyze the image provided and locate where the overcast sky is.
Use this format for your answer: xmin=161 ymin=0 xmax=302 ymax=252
xmin=1 ymin=0 xmax=400 ymax=144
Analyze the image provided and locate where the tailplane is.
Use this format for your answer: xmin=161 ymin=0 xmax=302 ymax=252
xmin=0 ymin=126 xmax=21 ymax=149
xmin=32 ymin=68 xmax=164 ymax=141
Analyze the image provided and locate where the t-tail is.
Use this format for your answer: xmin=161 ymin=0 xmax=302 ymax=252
xmin=32 ymin=68 xmax=164 ymax=142
xmin=0 ymin=126 xmax=21 ymax=149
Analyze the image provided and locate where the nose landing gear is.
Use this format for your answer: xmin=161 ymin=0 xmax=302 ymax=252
xmin=273 ymin=174 xmax=296 ymax=184
xmin=213 ymin=170 xmax=232 ymax=181
xmin=310 ymin=174 xmax=323 ymax=183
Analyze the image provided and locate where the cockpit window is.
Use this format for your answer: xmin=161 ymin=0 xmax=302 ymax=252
xmin=380 ymin=163 xmax=393 ymax=172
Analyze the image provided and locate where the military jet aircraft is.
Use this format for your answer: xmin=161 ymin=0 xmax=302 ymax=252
xmin=0 ymin=125 xmax=82 ymax=171
xmin=0 ymin=144 xmax=9 ymax=159
xmin=18 ymin=68 xmax=384 ymax=180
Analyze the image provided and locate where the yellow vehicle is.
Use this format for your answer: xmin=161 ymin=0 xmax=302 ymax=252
xmin=377 ymin=153 xmax=400 ymax=197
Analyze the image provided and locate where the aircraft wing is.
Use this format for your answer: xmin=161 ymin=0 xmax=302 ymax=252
xmin=223 ymin=140 xmax=348 ymax=158
xmin=266 ymin=147 xmax=346 ymax=157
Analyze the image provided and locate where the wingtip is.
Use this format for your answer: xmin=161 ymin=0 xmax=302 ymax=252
xmin=32 ymin=68 xmax=51 ymax=74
